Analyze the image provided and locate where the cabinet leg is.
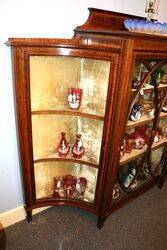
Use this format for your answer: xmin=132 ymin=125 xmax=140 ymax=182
xmin=26 ymin=210 xmax=32 ymax=223
xmin=97 ymin=216 xmax=105 ymax=229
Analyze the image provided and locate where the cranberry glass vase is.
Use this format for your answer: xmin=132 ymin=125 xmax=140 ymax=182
xmin=78 ymin=177 xmax=87 ymax=196
xmin=131 ymin=126 xmax=150 ymax=149
xmin=53 ymin=177 xmax=62 ymax=198
xmin=72 ymin=134 xmax=85 ymax=159
xmin=57 ymin=132 xmax=70 ymax=157
xmin=68 ymin=88 xmax=83 ymax=110
xmin=62 ymin=175 xmax=77 ymax=198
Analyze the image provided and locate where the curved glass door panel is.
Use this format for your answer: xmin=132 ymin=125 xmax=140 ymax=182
xmin=34 ymin=162 xmax=98 ymax=203
xmin=31 ymin=114 xmax=103 ymax=166
xmin=30 ymin=56 xmax=110 ymax=117
xmin=148 ymin=116 xmax=167 ymax=176
xmin=117 ymin=59 xmax=167 ymax=198
xmin=29 ymin=54 xmax=111 ymax=205
xmin=149 ymin=145 xmax=167 ymax=176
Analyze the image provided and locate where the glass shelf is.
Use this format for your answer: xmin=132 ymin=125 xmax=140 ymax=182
xmin=30 ymin=56 xmax=110 ymax=117
xmin=34 ymin=162 xmax=98 ymax=203
xmin=32 ymin=114 xmax=104 ymax=166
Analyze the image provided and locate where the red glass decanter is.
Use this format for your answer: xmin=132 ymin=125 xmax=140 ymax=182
xmin=57 ymin=132 xmax=70 ymax=157
xmin=72 ymin=134 xmax=85 ymax=159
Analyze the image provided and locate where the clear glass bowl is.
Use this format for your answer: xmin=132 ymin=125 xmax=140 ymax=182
xmin=124 ymin=19 xmax=167 ymax=36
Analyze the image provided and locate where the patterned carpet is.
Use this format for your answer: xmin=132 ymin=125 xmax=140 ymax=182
xmin=1 ymin=183 xmax=167 ymax=250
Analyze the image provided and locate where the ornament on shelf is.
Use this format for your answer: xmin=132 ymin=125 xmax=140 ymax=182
xmin=68 ymin=88 xmax=83 ymax=110
xmin=131 ymin=126 xmax=150 ymax=149
xmin=53 ymin=177 xmax=64 ymax=198
xmin=57 ymin=132 xmax=70 ymax=157
xmin=77 ymin=177 xmax=87 ymax=197
xmin=62 ymin=175 xmax=78 ymax=198
xmin=112 ymin=184 xmax=120 ymax=200
xmin=119 ymin=163 xmax=138 ymax=189
xmin=125 ymin=136 xmax=134 ymax=154
xmin=120 ymin=138 xmax=126 ymax=158
xmin=53 ymin=175 xmax=88 ymax=199
xmin=129 ymin=103 xmax=143 ymax=122
xmin=132 ymin=77 xmax=140 ymax=90
xmin=152 ymin=127 xmax=163 ymax=143
xmin=162 ymin=100 xmax=167 ymax=113
xmin=72 ymin=134 xmax=85 ymax=159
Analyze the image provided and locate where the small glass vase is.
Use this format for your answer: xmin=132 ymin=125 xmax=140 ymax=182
xmin=57 ymin=132 xmax=70 ymax=157
xmin=72 ymin=134 xmax=85 ymax=159
xmin=62 ymin=175 xmax=77 ymax=198
xmin=68 ymin=88 xmax=83 ymax=110
xmin=78 ymin=177 xmax=87 ymax=197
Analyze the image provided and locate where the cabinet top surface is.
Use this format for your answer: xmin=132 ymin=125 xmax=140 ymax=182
xmin=6 ymin=8 xmax=167 ymax=47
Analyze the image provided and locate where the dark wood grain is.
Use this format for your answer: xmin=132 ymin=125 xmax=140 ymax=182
xmin=7 ymin=8 xmax=167 ymax=228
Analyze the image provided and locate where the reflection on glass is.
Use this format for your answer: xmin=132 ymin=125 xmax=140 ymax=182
xmin=149 ymin=146 xmax=166 ymax=175
xmin=119 ymin=158 xmax=150 ymax=192
xmin=32 ymin=115 xmax=104 ymax=165
xmin=30 ymin=56 xmax=110 ymax=117
xmin=34 ymin=162 xmax=98 ymax=203
xmin=117 ymin=59 xmax=167 ymax=199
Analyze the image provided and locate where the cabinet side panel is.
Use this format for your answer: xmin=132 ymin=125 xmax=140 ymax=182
xmin=11 ymin=47 xmax=36 ymax=210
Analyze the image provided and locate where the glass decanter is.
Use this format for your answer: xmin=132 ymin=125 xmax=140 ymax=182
xmin=57 ymin=132 xmax=70 ymax=157
xmin=72 ymin=134 xmax=85 ymax=159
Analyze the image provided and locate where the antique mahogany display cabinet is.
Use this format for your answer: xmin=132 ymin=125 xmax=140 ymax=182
xmin=7 ymin=8 xmax=167 ymax=228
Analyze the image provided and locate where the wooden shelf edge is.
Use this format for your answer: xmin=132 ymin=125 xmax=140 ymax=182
xmin=32 ymin=198 xmax=97 ymax=215
xmin=120 ymin=137 xmax=167 ymax=166
xmin=131 ymin=83 xmax=167 ymax=93
xmin=127 ymin=112 xmax=167 ymax=129
xmin=34 ymin=157 xmax=99 ymax=169
xmin=31 ymin=110 xmax=104 ymax=121
xmin=36 ymin=196 xmax=94 ymax=206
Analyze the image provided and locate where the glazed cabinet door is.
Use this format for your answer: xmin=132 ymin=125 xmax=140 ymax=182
xmin=12 ymin=46 xmax=120 ymax=213
xmin=111 ymin=55 xmax=167 ymax=205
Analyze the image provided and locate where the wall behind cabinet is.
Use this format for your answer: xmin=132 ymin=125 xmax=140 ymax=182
xmin=0 ymin=0 xmax=166 ymax=213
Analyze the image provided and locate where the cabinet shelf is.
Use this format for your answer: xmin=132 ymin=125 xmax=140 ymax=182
xmin=127 ymin=112 xmax=167 ymax=129
xmin=34 ymin=152 xmax=99 ymax=169
xmin=131 ymin=83 xmax=167 ymax=93
xmin=120 ymin=137 xmax=167 ymax=166
xmin=31 ymin=110 xmax=104 ymax=121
